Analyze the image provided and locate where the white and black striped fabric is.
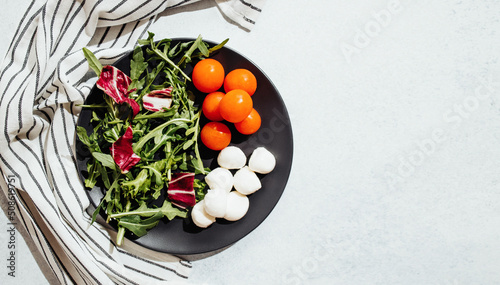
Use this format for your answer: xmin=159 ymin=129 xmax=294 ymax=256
xmin=0 ymin=0 xmax=265 ymax=284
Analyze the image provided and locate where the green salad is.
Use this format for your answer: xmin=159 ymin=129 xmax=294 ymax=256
xmin=77 ymin=33 xmax=228 ymax=245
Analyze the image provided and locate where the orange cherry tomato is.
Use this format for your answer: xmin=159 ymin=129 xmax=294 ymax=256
xmin=219 ymin=89 xmax=253 ymax=123
xmin=224 ymin=69 xmax=257 ymax=96
xmin=234 ymin=108 xmax=261 ymax=135
xmin=202 ymin=91 xmax=225 ymax=121
xmin=200 ymin=121 xmax=231 ymax=150
xmin=192 ymin=59 xmax=225 ymax=93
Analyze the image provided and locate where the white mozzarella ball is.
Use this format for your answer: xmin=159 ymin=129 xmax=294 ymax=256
xmin=224 ymin=191 xmax=250 ymax=221
xmin=203 ymin=188 xmax=228 ymax=218
xmin=233 ymin=166 xmax=262 ymax=195
xmin=248 ymin=147 xmax=276 ymax=174
xmin=191 ymin=200 xmax=216 ymax=228
xmin=217 ymin=146 xmax=247 ymax=169
xmin=205 ymin=167 xmax=233 ymax=193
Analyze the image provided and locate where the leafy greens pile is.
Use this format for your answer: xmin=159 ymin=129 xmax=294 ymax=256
xmin=77 ymin=33 xmax=228 ymax=245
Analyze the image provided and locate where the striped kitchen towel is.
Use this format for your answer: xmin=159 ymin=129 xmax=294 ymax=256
xmin=0 ymin=0 xmax=265 ymax=284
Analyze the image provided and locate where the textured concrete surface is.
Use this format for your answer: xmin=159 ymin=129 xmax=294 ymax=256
xmin=2 ymin=0 xmax=500 ymax=284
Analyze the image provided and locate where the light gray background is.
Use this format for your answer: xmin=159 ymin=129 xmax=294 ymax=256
xmin=1 ymin=0 xmax=500 ymax=284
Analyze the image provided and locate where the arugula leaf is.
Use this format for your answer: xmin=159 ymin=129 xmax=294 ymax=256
xmin=110 ymin=200 xmax=187 ymax=220
xmin=76 ymin=126 xmax=91 ymax=147
xmin=85 ymin=160 xmax=101 ymax=189
xmin=118 ymin=212 xmax=163 ymax=237
xmin=142 ymin=159 xmax=167 ymax=186
xmin=92 ymin=152 xmax=117 ymax=170
xmin=132 ymin=117 xmax=190 ymax=153
xmin=151 ymin=45 xmax=191 ymax=81
xmin=121 ymin=169 xmax=150 ymax=197
xmin=129 ymin=46 xmax=148 ymax=91
xmin=159 ymin=200 xmax=188 ymax=220
xmin=137 ymin=31 xmax=155 ymax=46
xmin=194 ymin=179 xmax=207 ymax=201
xmin=82 ymin=47 xmax=103 ymax=76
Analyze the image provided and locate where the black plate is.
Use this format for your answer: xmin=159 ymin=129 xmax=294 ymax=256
xmin=75 ymin=38 xmax=293 ymax=255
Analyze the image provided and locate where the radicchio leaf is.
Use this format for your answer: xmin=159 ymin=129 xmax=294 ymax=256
xmin=167 ymin=173 xmax=196 ymax=209
xmin=96 ymin=65 xmax=140 ymax=117
xmin=110 ymin=126 xmax=141 ymax=173
xmin=142 ymin=87 xmax=173 ymax=112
